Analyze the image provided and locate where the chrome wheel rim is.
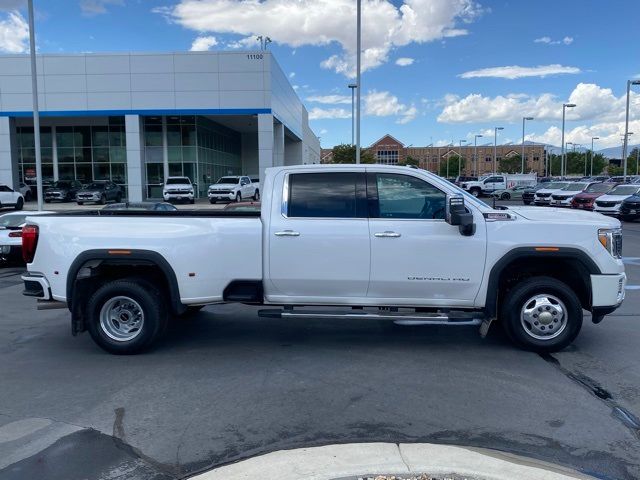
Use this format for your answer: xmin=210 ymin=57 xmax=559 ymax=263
xmin=99 ymin=296 xmax=145 ymax=342
xmin=520 ymin=294 xmax=567 ymax=341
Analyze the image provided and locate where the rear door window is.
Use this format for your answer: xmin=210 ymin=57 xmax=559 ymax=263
xmin=287 ymin=172 xmax=366 ymax=218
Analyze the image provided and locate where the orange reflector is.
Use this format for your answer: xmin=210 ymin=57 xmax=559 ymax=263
xmin=535 ymin=247 xmax=560 ymax=252
xmin=108 ymin=250 xmax=131 ymax=255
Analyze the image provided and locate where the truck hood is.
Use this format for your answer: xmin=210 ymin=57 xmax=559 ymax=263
xmin=164 ymin=184 xmax=192 ymax=189
xmin=596 ymin=194 xmax=632 ymax=202
xmin=507 ymin=206 xmax=621 ymax=227
xmin=209 ymin=183 xmax=237 ymax=189
xmin=535 ymin=188 xmax=565 ymax=195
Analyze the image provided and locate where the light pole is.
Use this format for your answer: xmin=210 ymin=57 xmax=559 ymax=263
xmin=590 ymin=136 xmax=599 ymax=177
xmin=348 ymin=83 xmax=357 ymax=145
xmin=474 ymin=134 xmax=483 ymax=176
xmin=27 ymin=0 xmax=43 ymax=211
xmin=623 ymin=80 xmax=640 ymax=181
xmin=521 ymin=116 xmax=534 ymax=173
xmin=561 ymin=103 xmax=576 ymax=179
xmin=458 ymin=140 xmax=467 ymax=177
xmin=355 ymin=0 xmax=361 ymax=164
xmin=493 ymin=127 xmax=503 ymax=174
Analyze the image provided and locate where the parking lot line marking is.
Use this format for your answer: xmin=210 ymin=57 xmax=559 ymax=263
xmin=625 ymin=285 xmax=640 ymax=290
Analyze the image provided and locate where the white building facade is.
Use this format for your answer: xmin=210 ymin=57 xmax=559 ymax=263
xmin=0 ymin=51 xmax=320 ymax=200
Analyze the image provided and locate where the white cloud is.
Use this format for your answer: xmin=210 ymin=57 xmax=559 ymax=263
xmin=190 ymin=35 xmax=217 ymax=51
xmin=308 ymin=107 xmax=351 ymax=120
xmin=307 ymin=90 xmax=417 ymax=124
xmin=459 ymin=64 xmax=581 ymax=80
xmin=306 ymin=94 xmax=352 ymax=105
xmin=534 ymin=35 xmax=573 ymax=46
xmin=79 ymin=0 xmax=124 ymax=16
xmin=288 ymin=72 xmax=295 ymax=79
xmin=527 ymin=120 xmax=640 ymax=150
xmin=438 ymin=83 xmax=636 ymax=124
xmin=395 ymin=57 xmax=414 ymax=67
xmin=0 ymin=10 xmax=28 ymax=53
xmin=156 ymin=0 xmax=484 ymax=77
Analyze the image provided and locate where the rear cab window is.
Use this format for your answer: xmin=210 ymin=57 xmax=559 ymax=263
xmin=286 ymin=172 xmax=367 ymax=218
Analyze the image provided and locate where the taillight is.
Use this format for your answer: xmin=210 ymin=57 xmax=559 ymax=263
xmin=8 ymin=231 xmax=22 ymax=238
xmin=22 ymin=225 xmax=39 ymax=263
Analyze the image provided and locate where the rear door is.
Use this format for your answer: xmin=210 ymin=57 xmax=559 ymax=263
xmin=366 ymin=171 xmax=487 ymax=306
xmin=266 ymin=170 xmax=370 ymax=300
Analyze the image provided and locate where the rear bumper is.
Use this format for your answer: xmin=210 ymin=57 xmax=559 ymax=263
xmin=21 ymin=274 xmax=51 ymax=300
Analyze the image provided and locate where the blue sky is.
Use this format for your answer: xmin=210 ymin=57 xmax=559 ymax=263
xmin=1 ymin=0 xmax=639 ymax=150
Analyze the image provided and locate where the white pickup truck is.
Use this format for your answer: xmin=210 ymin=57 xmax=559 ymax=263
xmin=21 ymin=164 xmax=625 ymax=355
xmin=461 ymin=173 xmax=537 ymax=197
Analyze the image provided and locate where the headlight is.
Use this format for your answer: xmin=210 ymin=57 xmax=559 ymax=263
xmin=598 ymin=228 xmax=622 ymax=258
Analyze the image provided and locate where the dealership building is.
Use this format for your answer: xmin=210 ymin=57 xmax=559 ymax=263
xmin=0 ymin=51 xmax=320 ymax=200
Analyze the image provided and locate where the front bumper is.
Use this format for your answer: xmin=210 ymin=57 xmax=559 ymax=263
xmin=164 ymin=192 xmax=194 ymax=201
xmin=77 ymin=194 xmax=101 ymax=202
xmin=591 ymin=273 xmax=626 ymax=309
xmin=594 ymin=205 xmax=622 ymax=216
xmin=208 ymin=191 xmax=235 ymax=201
xmin=534 ymin=197 xmax=551 ymax=205
xmin=571 ymin=202 xmax=594 ymax=210
xmin=549 ymin=197 xmax=573 ymax=207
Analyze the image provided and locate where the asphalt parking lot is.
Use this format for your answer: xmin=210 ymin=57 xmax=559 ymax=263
xmin=0 ymin=202 xmax=639 ymax=480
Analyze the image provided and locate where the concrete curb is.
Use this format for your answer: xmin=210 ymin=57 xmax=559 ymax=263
xmin=190 ymin=442 xmax=594 ymax=480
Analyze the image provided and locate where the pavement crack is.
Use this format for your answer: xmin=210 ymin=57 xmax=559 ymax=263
xmin=396 ymin=443 xmax=412 ymax=473
xmin=539 ymin=353 xmax=640 ymax=441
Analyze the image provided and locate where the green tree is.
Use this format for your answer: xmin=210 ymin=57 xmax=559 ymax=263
xmin=400 ymin=155 xmax=420 ymax=167
xmin=566 ymin=151 xmax=589 ymax=175
xmin=438 ymin=156 xmax=466 ymax=177
xmin=330 ymin=144 xmax=376 ymax=164
xmin=627 ymin=147 xmax=640 ymax=175
xmin=498 ymin=155 xmax=522 ymax=174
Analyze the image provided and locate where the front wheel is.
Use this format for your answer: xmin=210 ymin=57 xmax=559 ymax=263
xmin=470 ymin=189 xmax=481 ymax=197
xmin=523 ymin=201 xmax=531 ymax=205
xmin=501 ymin=192 xmax=511 ymax=200
xmin=209 ymin=198 xmax=216 ymax=204
xmin=253 ymin=189 xmax=260 ymax=201
xmin=77 ymin=202 xmax=84 ymax=206
xmin=501 ymin=276 xmax=582 ymax=353
xmin=86 ymin=279 xmax=168 ymax=355
xmin=99 ymin=194 xmax=106 ymax=205
xmin=15 ymin=198 xmax=23 ymax=210
xmin=235 ymin=192 xmax=241 ymax=203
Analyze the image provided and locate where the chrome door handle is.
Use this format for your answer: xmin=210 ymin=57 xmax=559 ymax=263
xmin=274 ymin=230 xmax=300 ymax=237
xmin=374 ymin=231 xmax=401 ymax=238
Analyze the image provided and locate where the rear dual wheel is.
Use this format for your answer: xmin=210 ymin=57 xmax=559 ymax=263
xmin=86 ymin=279 xmax=168 ymax=355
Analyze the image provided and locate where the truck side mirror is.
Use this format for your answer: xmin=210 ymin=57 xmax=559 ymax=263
xmin=447 ymin=195 xmax=475 ymax=236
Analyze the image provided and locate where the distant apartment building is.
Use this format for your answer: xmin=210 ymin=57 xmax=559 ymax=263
xmin=322 ymin=134 xmax=547 ymax=175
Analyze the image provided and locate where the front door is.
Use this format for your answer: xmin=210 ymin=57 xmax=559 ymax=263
xmin=266 ymin=170 xmax=370 ymax=301
xmin=367 ymin=172 xmax=487 ymax=306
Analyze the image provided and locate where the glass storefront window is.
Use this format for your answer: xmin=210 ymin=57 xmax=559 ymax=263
xmin=92 ymin=126 xmax=109 ymax=147
xmin=58 ymin=164 xmax=74 ymax=180
xmin=75 ymin=164 xmax=92 ymax=183
xmin=93 ymin=163 xmax=110 ymax=180
xmin=111 ymin=147 xmax=126 ymax=163
xmin=93 ymin=147 xmax=110 ymax=163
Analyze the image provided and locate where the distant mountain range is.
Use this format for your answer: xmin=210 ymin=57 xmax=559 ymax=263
xmin=506 ymin=140 xmax=640 ymax=159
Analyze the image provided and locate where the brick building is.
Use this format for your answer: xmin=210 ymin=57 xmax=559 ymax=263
xmin=322 ymin=134 xmax=547 ymax=175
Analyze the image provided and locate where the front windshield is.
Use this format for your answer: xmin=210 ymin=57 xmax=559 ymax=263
xmin=544 ymin=182 xmax=569 ymax=189
xmin=166 ymin=177 xmax=190 ymax=185
xmin=50 ymin=181 xmax=71 ymax=189
xmin=609 ymin=185 xmax=640 ymax=196
xmin=561 ymin=182 xmax=588 ymax=192
xmin=585 ymin=183 xmax=613 ymax=193
xmin=217 ymin=177 xmax=239 ymax=184
xmin=85 ymin=183 xmax=105 ymax=190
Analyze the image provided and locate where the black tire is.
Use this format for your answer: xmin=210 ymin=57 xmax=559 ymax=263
xmin=253 ymin=189 xmax=260 ymax=201
xmin=235 ymin=192 xmax=241 ymax=203
xmin=190 ymin=198 xmax=195 ymax=204
xmin=77 ymin=202 xmax=84 ymax=206
xmin=116 ymin=193 xmax=122 ymax=203
xmin=501 ymin=193 xmax=511 ymax=200
xmin=470 ymin=188 xmax=481 ymax=197
xmin=86 ymin=278 xmax=168 ymax=355
xmin=15 ymin=198 xmax=23 ymax=211
xmin=523 ymin=201 xmax=531 ymax=205
xmin=99 ymin=194 xmax=106 ymax=205
xmin=621 ymin=215 xmax=636 ymax=222
xmin=209 ymin=198 xmax=216 ymax=204
xmin=500 ymin=276 xmax=582 ymax=353
xmin=25 ymin=192 xmax=32 ymax=202
xmin=44 ymin=199 xmax=51 ymax=204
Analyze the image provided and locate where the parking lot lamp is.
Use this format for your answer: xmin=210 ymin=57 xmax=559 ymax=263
xmin=521 ymin=117 xmax=534 ymax=173
xmin=355 ymin=0 xmax=361 ymax=164
xmin=561 ymin=103 xmax=576 ymax=179
xmin=623 ymin=80 xmax=640 ymax=181
xmin=493 ymin=127 xmax=503 ymax=174
xmin=348 ymin=84 xmax=357 ymax=145
xmin=591 ymin=137 xmax=599 ymax=176
xmin=474 ymin=134 xmax=483 ymax=176
xmin=27 ymin=0 xmax=43 ymax=211
xmin=458 ymin=140 xmax=467 ymax=176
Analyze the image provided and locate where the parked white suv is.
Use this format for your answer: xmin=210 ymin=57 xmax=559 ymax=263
xmin=208 ymin=176 xmax=258 ymax=203
xmin=594 ymin=184 xmax=640 ymax=216
xmin=0 ymin=184 xmax=25 ymax=210
xmin=162 ymin=177 xmax=195 ymax=204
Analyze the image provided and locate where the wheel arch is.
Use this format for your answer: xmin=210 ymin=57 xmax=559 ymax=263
xmin=484 ymin=247 xmax=601 ymax=320
xmin=66 ymin=249 xmax=183 ymax=334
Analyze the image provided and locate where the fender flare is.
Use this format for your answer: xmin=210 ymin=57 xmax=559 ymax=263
xmin=66 ymin=249 xmax=183 ymax=313
xmin=484 ymin=247 xmax=601 ymax=319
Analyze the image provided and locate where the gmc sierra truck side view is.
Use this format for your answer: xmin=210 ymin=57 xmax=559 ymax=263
xmin=21 ymin=164 xmax=626 ymax=354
